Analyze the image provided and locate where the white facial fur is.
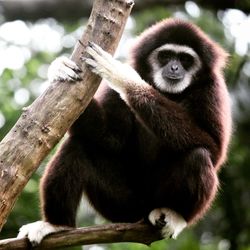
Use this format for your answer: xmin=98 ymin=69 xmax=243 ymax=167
xmin=148 ymin=44 xmax=201 ymax=94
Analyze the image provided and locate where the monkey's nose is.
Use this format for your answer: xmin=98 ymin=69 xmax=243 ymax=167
xmin=171 ymin=64 xmax=179 ymax=72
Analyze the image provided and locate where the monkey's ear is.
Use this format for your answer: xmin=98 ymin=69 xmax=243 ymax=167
xmin=200 ymin=40 xmax=229 ymax=70
xmin=214 ymin=45 xmax=229 ymax=70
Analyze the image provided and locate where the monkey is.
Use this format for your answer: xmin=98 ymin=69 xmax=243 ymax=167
xmin=18 ymin=18 xmax=232 ymax=246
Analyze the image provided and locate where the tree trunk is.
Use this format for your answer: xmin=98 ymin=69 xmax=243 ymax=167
xmin=0 ymin=0 xmax=134 ymax=231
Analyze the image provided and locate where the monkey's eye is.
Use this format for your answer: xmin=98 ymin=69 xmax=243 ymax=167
xmin=179 ymin=53 xmax=194 ymax=68
xmin=157 ymin=50 xmax=174 ymax=65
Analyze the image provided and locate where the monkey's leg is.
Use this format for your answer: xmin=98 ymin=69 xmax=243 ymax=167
xmin=149 ymin=148 xmax=218 ymax=239
xmin=40 ymin=137 xmax=87 ymax=226
xmin=18 ymin=136 xmax=87 ymax=246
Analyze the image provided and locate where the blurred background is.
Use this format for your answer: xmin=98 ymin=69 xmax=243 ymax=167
xmin=0 ymin=0 xmax=250 ymax=249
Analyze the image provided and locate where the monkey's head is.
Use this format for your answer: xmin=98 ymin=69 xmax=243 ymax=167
xmin=129 ymin=18 xmax=228 ymax=94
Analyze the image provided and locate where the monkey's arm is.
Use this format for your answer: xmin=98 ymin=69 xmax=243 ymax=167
xmin=48 ymin=56 xmax=133 ymax=152
xmin=69 ymin=96 xmax=133 ymax=153
xmin=84 ymin=43 xmax=218 ymax=152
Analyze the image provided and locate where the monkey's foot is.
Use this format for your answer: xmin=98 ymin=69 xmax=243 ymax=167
xmin=148 ymin=208 xmax=187 ymax=239
xmin=48 ymin=56 xmax=82 ymax=83
xmin=83 ymin=42 xmax=148 ymax=95
xmin=17 ymin=221 xmax=67 ymax=246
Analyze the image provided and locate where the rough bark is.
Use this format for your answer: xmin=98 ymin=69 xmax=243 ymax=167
xmin=0 ymin=221 xmax=163 ymax=250
xmin=0 ymin=0 xmax=249 ymax=21
xmin=0 ymin=0 xmax=134 ymax=231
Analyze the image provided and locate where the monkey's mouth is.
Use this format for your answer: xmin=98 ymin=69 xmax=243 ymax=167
xmin=166 ymin=77 xmax=183 ymax=84
xmin=163 ymin=74 xmax=183 ymax=83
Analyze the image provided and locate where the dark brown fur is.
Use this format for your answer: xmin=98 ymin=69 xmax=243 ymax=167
xmin=40 ymin=19 xmax=232 ymax=227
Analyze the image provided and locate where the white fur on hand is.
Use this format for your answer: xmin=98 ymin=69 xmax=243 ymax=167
xmin=149 ymin=208 xmax=187 ymax=239
xmin=83 ymin=42 xmax=149 ymax=97
xmin=17 ymin=221 xmax=65 ymax=246
xmin=48 ymin=56 xmax=82 ymax=83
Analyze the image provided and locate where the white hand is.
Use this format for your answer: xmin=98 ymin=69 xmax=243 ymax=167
xmin=48 ymin=56 xmax=82 ymax=83
xmin=83 ymin=42 xmax=148 ymax=96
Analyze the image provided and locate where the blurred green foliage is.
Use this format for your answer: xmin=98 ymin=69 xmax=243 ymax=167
xmin=0 ymin=3 xmax=250 ymax=250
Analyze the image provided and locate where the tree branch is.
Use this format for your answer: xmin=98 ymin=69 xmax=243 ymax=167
xmin=0 ymin=0 xmax=249 ymax=21
xmin=0 ymin=0 xmax=134 ymax=231
xmin=0 ymin=221 xmax=163 ymax=250
xmin=0 ymin=221 xmax=162 ymax=250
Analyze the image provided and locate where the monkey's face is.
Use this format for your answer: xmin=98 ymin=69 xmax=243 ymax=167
xmin=148 ymin=44 xmax=201 ymax=94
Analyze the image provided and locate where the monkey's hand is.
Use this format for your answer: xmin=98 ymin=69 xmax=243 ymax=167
xmin=47 ymin=56 xmax=82 ymax=83
xmin=149 ymin=208 xmax=187 ymax=239
xmin=17 ymin=221 xmax=69 ymax=247
xmin=83 ymin=42 xmax=149 ymax=97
